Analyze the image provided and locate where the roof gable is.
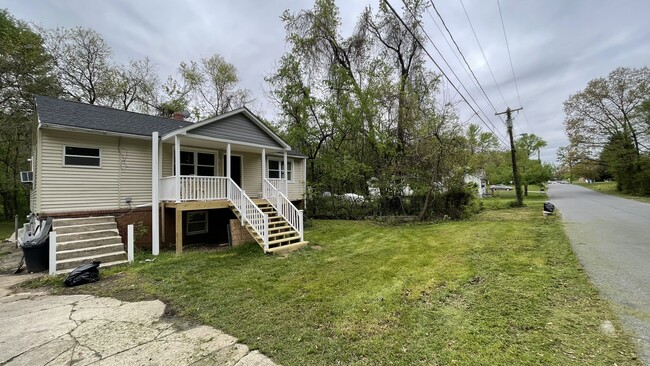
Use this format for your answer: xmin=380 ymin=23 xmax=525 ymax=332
xmin=162 ymin=107 xmax=290 ymax=149
xmin=35 ymin=96 xmax=192 ymax=137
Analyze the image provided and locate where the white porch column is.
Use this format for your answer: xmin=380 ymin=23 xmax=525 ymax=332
xmin=152 ymin=132 xmax=160 ymax=255
xmin=283 ymin=150 xmax=288 ymax=196
xmin=226 ymin=143 xmax=231 ymax=196
xmin=303 ymin=157 xmax=307 ymax=209
xmin=174 ymin=135 xmax=181 ymax=202
xmin=261 ymin=148 xmax=266 ymax=197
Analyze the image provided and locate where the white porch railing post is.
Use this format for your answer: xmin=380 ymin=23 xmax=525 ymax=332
xmin=152 ymin=132 xmax=160 ymax=255
xmin=264 ymin=214 xmax=269 ymax=252
xmin=226 ymin=143 xmax=231 ymax=198
xmin=49 ymin=231 xmax=56 ymax=275
xmin=174 ymin=135 xmax=181 ymax=202
xmin=299 ymin=210 xmax=304 ymax=241
xmin=283 ymin=151 xmax=288 ymax=196
xmin=127 ymin=224 xmax=134 ymax=263
xmin=261 ymin=148 xmax=266 ymax=197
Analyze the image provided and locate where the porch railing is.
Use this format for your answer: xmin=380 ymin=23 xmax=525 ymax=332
xmin=228 ymin=178 xmax=269 ymax=251
xmin=266 ymin=178 xmax=287 ymax=196
xmin=159 ymin=176 xmax=228 ymax=201
xmin=263 ymin=178 xmax=304 ymax=241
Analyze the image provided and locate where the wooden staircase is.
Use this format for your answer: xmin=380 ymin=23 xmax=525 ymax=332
xmin=230 ymin=199 xmax=308 ymax=254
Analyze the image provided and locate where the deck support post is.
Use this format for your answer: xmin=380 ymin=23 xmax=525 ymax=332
xmin=160 ymin=202 xmax=166 ymax=243
xmin=174 ymin=135 xmax=181 ymax=202
xmin=283 ymin=150 xmax=288 ymax=196
xmin=175 ymin=208 xmax=183 ymax=255
xmin=152 ymin=131 xmax=160 ymax=255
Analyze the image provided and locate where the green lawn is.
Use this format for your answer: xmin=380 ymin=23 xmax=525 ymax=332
xmin=26 ymin=196 xmax=640 ymax=365
xmin=575 ymin=181 xmax=650 ymax=204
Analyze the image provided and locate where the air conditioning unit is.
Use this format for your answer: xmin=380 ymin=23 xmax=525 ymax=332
xmin=20 ymin=171 xmax=33 ymax=183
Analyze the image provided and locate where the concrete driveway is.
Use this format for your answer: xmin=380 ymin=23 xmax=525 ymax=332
xmin=548 ymin=183 xmax=650 ymax=364
xmin=0 ymin=274 xmax=278 ymax=366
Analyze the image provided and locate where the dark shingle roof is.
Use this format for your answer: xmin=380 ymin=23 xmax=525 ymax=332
xmin=35 ymin=96 xmax=192 ymax=137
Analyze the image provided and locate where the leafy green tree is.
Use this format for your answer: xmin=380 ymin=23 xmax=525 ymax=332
xmin=0 ymin=10 xmax=59 ymax=218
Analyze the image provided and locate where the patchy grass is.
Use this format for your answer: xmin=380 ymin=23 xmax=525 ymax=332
xmin=0 ymin=221 xmax=16 ymax=241
xmin=22 ymin=203 xmax=640 ymax=365
xmin=575 ymin=181 xmax=650 ymax=204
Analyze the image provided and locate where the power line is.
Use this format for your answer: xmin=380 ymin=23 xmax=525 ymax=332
xmin=428 ymin=0 xmax=501 ymax=117
xmin=389 ymin=0 xmax=509 ymax=147
xmin=496 ymin=0 xmax=535 ymax=135
xmin=459 ymin=0 xmax=508 ymax=107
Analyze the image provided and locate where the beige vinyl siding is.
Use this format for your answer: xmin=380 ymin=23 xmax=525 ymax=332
xmin=241 ymin=151 xmax=262 ymax=197
xmin=162 ymin=143 xmax=173 ymax=176
xmin=287 ymin=158 xmax=305 ymax=201
xmin=39 ymin=129 xmax=152 ymax=213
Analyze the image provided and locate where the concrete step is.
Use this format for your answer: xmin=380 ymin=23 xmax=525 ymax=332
xmin=56 ymin=251 xmax=128 ymax=271
xmin=55 ymin=259 xmax=130 ymax=275
xmin=52 ymin=222 xmax=117 ymax=235
xmin=52 ymin=216 xmax=116 ymax=228
xmin=267 ymin=241 xmax=309 ymax=254
xmin=56 ymin=229 xmax=120 ymax=243
xmin=57 ymin=243 xmax=125 ymax=261
xmin=57 ymin=236 xmax=123 ymax=251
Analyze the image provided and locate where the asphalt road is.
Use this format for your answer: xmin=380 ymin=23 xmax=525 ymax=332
xmin=548 ymin=183 xmax=650 ymax=364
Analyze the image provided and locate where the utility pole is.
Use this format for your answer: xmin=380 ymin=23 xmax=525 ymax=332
xmin=496 ymin=107 xmax=524 ymax=206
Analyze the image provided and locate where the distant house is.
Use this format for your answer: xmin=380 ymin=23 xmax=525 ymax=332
xmin=30 ymin=96 xmax=307 ymax=272
xmin=465 ymin=172 xmax=488 ymax=197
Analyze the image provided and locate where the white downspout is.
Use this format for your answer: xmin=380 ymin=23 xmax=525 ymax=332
xmin=151 ymin=132 xmax=160 ymax=255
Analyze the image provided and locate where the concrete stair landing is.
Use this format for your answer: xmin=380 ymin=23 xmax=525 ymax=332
xmin=52 ymin=216 xmax=128 ymax=273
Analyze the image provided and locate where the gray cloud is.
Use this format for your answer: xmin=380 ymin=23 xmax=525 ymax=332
xmin=3 ymin=0 xmax=648 ymax=163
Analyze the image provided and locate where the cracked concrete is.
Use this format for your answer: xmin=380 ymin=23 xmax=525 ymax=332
xmin=0 ymin=275 xmax=279 ymax=366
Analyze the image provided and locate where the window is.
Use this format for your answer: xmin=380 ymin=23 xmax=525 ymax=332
xmin=177 ymin=151 xmax=215 ymax=176
xmin=267 ymin=159 xmax=293 ymax=181
xmin=64 ymin=146 xmax=100 ymax=167
xmin=187 ymin=211 xmax=208 ymax=235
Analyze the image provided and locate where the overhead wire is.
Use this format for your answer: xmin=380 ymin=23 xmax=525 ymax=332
xmin=496 ymin=0 xmax=535 ymax=135
xmin=459 ymin=0 xmax=508 ymax=107
xmin=427 ymin=0 xmax=502 ymax=119
xmin=386 ymin=0 xmax=509 ymax=147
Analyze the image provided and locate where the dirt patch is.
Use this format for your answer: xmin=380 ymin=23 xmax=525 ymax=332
xmin=0 ymin=241 xmax=23 ymax=275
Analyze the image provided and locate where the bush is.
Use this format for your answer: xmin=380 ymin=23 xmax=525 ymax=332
xmin=306 ymin=185 xmax=477 ymax=221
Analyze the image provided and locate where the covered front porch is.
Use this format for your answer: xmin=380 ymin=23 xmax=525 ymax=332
xmin=149 ymin=108 xmax=306 ymax=255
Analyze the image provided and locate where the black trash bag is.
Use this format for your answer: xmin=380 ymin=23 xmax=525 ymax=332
xmin=64 ymin=261 xmax=101 ymax=287
xmin=543 ymin=201 xmax=555 ymax=213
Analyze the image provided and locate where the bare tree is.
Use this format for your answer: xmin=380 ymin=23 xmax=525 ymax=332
xmin=42 ymin=27 xmax=116 ymax=105
xmin=179 ymin=54 xmax=252 ymax=118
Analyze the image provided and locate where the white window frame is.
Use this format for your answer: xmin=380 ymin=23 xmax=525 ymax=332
xmin=267 ymin=158 xmax=294 ymax=183
xmin=187 ymin=210 xmax=208 ymax=235
xmin=175 ymin=149 xmax=217 ymax=176
xmin=63 ymin=145 xmax=101 ymax=168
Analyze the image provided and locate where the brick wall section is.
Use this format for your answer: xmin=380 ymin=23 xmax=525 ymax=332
xmin=43 ymin=207 xmax=153 ymax=249
xmin=229 ymin=219 xmax=255 ymax=246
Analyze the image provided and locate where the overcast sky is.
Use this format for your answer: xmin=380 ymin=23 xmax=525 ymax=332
xmin=3 ymin=0 xmax=649 ymax=162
